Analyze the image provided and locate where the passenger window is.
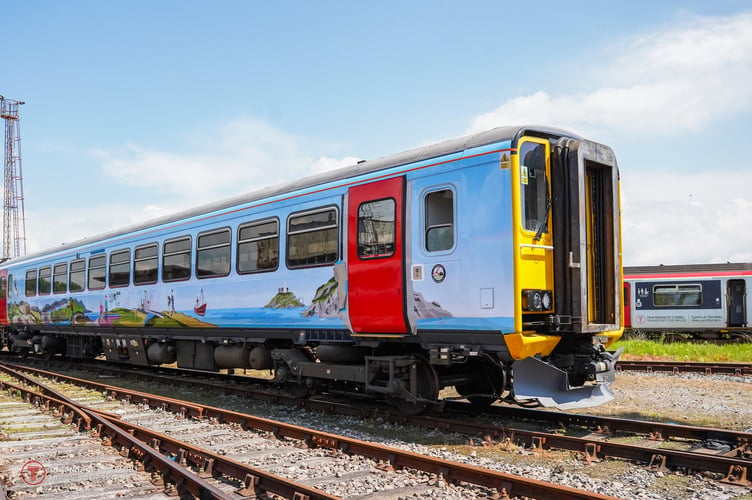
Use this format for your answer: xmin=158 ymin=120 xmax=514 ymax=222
xmin=425 ymin=189 xmax=454 ymax=252
xmin=38 ymin=267 xmax=52 ymax=295
xmin=197 ymin=228 xmax=231 ymax=278
xmin=88 ymin=255 xmax=107 ymax=290
xmin=134 ymin=243 xmax=159 ymax=285
xmin=653 ymin=284 xmax=702 ymax=307
xmin=109 ymin=249 xmax=131 ymax=288
xmin=53 ymin=263 xmax=68 ymax=294
xmin=163 ymin=237 xmax=192 ymax=282
xmin=287 ymin=207 xmax=338 ymax=268
xmin=519 ymin=141 xmax=549 ymax=233
xmin=238 ymin=219 xmax=279 ymax=274
xmin=69 ymin=259 xmax=85 ymax=293
xmin=358 ymin=199 xmax=395 ymax=258
xmin=25 ymin=269 xmax=37 ymax=297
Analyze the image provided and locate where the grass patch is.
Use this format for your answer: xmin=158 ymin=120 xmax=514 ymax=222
xmin=615 ymin=338 xmax=752 ymax=362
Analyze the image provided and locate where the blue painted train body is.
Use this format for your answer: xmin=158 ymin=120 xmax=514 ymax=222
xmin=0 ymin=126 xmax=623 ymax=413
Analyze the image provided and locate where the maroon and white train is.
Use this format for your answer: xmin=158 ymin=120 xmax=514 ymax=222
xmin=623 ymin=263 xmax=751 ymax=338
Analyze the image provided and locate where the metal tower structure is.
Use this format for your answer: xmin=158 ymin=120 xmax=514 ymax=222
xmin=0 ymin=96 xmax=27 ymax=260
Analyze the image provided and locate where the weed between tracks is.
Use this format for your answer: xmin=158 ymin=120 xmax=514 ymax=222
xmin=615 ymin=338 xmax=752 ymax=362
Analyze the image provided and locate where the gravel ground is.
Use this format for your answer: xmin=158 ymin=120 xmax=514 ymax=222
xmin=22 ymin=365 xmax=752 ymax=500
xmin=582 ymin=371 xmax=752 ymax=431
xmin=182 ymin=370 xmax=752 ymax=500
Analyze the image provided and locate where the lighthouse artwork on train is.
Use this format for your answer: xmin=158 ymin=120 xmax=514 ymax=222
xmin=0 ymin=125 xmax=624 ymax=414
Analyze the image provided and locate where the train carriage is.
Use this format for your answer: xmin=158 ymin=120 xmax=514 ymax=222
xmin=0 ymin=125 xmax=623 ymax=413
xmin=624 ymin=263 xmax=751 ymax=338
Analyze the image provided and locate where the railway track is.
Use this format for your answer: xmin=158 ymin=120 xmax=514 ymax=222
xmin=1 ymin=359 xmax=751 ymax=498
xmin=616 ymin=360 xmax=752 ymax=376
xmin=0 ymin=362 xmax=621 ymax=500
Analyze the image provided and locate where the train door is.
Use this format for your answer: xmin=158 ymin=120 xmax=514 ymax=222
xmin=347 ymin=176 xmax=408 ymax=334
xmin=623 ymin=282 xmax=631 ymax=328
xmin=727 ymin=279 xmax=746 ymax=327
xmin=0 ymin=270 xmax=7 ymax=326
xmin=551 ymin=138 xmax=622 ymax=333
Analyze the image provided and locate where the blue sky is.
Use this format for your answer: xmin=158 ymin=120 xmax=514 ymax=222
xmin=3 ymin=1 xmax=752 ymax=265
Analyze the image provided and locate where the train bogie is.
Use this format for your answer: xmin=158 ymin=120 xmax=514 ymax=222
xmin=0 ymin=126 xmax=624 ymax=413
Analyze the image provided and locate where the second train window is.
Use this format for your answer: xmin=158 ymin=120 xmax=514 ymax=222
xmin=109 ymin=249 xmax=131 ymax=288
xmin=163 ymin=237 xmax=192 ymax=282
xmin=238 ymin=219 xmax=279 ymax=274
xmin=134 ymin=244 xmax=158 ymax=285
xmin=197 ymin=228 xmax=231 ymax=278
xmin=287 ymin=208 xmax=338 ymax=268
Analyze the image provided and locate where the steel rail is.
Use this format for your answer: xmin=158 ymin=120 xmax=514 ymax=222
xmin=0 ymin=362 xmax=343 ymax=500
xmin=7 ymin=359 xmax=750 ymax=458
xmin=0 ymin=377 xmax=91 ymax=430
xmin=0 ymin=361 xmax=618 ymax=500
xmin=616 ymin=360 xmax=752 ymax=377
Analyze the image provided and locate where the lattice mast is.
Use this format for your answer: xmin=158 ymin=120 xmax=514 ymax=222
xmin=0 ymin=96 xmax=27 ymax=260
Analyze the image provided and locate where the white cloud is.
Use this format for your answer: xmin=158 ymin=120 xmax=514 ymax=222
xmin=465 ymin=12 xmax=752 ymax=266
xmin=91 ymin=117 xmax=360 ymax=206
xmin=467 ymin=12 xmax=752 ymax=137
xmin=621 ymin=170 xmax=752 ymax=265
xmin=24 ymin=203 xmax=182 ymax=255
xmin=23 ymin=118 xmax=363 ymax=252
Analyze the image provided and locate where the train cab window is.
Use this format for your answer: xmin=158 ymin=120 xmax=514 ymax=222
xmin=0 ymin=275 xmax=5 ymax=300
xmin=109 ymin=249 xmax=131 ymax=288
xmin=653 ymin=284 xmax=702 ymax=307
xmin=53 ymin=263 xmax=68 ymax=294
xmin=197 ymin=228 xmax=231 ymax=278
xmin=358 ymin=199 xmax=395 ymax=258
xmin=88 ymin=255 xmax=107 ymax=290
xmin=38 ymin=267 xmax=52 ymax=295
xmin=287 ymin=207 xmax=339 ymax=268
xmin=25 ymin=269 xmax=37 ymax=297
xmin=163 ymin=236 xmax=192 ymax=282
xmin=69 ymin=259 xmax=85 ymax=293
xmin=238 ymin=219 xmax=279 ymax=274
xmin=425 ymin=189 xmax=454 ymax=252
xmin=134 ymin=243 xmax=159 ymax=285
xmin=519 ymin=141 xmax=549 ymax=234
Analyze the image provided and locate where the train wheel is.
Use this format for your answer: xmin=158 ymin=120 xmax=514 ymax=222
xmin=286 ymin=380 xmax=311 ymax=399
xmin=13 ymin=345 xmax=29 ymax=358
xmin=456 ymin=361 xmax=506 ymax=408
xmin=390 ymin=357 xmax=439 ymax=416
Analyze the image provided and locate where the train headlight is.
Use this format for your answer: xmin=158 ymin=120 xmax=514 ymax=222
xmin=522 ymin=289 xmax=553 ymax=312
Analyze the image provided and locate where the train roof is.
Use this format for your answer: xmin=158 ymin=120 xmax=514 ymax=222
xmin=624 ymin=263 xmax=752 ymax=275
xmin=5 ymin=125 xmax=579 ymax=267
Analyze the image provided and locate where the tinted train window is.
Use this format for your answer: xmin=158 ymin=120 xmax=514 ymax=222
xmin=53 ymin=263 xmax=68 ymax=294
xmin=134 ymin=243 xmax=158 ymax=285
xmin=287 ymin=207 xmax=338 ymax=268
xmin=88 ymin=255 xmax=106 ymax=290
xmin=0 ymin=275 xmax=5 ymax=300
xmin=197 ymin=228 xmax=231 ymax=278
xmin=25 ymin=269 xmax=37 ymax=297
xmin=238 ymin=219 xmax=279 ymax=274
xmin=519 ymin=141 xmax=549 ymax=234
xmin=358 ymin=199 xmax=395 ymax=258
xmin=163 ymin=236 xmax=191 ymax=282
xmin=425 ymin=189 xmax=454 ymax=252
xmin=69 ymin=259 xmax=85 ymax=293
xmin=653 ymin=284 xmax=702 ymax=307
xmin=38 ymin=267 xmax=52 ymax=295
xmin=109 ymin=249 xmax=131 ymax=288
